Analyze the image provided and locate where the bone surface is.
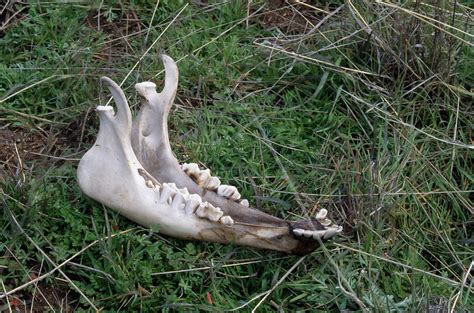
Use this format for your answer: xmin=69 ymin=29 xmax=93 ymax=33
xmin=77 ymin=55 xmax=342 ymax=255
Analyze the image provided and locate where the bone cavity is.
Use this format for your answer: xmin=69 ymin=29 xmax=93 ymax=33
xmin=217 ymin=185 xmax=241 ymax=201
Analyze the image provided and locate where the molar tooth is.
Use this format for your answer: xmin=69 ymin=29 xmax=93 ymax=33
xmin=205 ymin=203 xmax=223 ymax=222
xmin=220 ymin=216 xmax=234 ymax=225
xmin=171 ymin=191 xmax=186 ymax=210
xmin=195 ymin=202 xmax=208 ymax=218
xmin=182 ymin=163 xmax=199 ymax=175
xmin=178 ymin=187 xmax=190 ymax=199
xmin=217 ymin=185 xmax=241 ymax=201
xmin=240 ymin=199 xmax=249 ymax=207
xmin=293 ymin=228 xmax=304 ymax=236
xmin=316 ymin=209 xmax=328 ymax=221
xmin=184 ymin=194 xmax=201 ymax=215
xmin=204 ymin=176 xmax=221 ymax=190
xmin=160 ymin=183 xmax=177 ymax=203
xmin=196 ymin=169 xmax=211 ymax=186
xmin=145 ymin=180 xmax=154 ymax=188
xmin=182 ymin=163 xmax=202 ymax=182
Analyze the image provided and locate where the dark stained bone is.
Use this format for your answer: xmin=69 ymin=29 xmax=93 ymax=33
xmin=127 ymin=55 xmax=342 ymax=254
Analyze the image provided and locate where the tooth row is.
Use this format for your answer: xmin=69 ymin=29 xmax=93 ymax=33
xmin=293 ymin=225 xmax=342 ymax=240
xmin=182 ymin=163 xmax=221 ymax=190
xmin=153 ymin=182 xmax=233 ymax=225
xmin=182 ymin=163 xmax=246 ymax=203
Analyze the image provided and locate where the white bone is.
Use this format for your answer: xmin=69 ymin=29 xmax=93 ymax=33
xmin=77 ymin=56 xmax=342 ymax=255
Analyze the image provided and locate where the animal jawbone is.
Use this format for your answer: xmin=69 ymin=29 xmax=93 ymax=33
xmin=77 ymin=55 xmax=342 ymax=255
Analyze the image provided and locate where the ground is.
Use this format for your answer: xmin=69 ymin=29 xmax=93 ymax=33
xmin=0 ymin=1 xmax=473 ymax=312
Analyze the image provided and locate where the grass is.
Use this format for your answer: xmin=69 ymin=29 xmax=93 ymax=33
xmin=1 ymin=0 xmax=473 ymax=311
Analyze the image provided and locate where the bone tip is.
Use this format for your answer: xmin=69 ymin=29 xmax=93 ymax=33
xmin=100 ymin=76 xmax=115 ymax=86
xmin=135 ymin=81 xmax=157 ymax=89
xmin=161 ymin=54 xmax=176 ymax=66
xmin=135 ymin=81 xmax=157 ymax=97
xmin=96 ymin=105 xmax=114 ymax=112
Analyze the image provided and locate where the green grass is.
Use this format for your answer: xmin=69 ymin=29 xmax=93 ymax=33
xmin=1 ymin=1 xmax=473 ymax=311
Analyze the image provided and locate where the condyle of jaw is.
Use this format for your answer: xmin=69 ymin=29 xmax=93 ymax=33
xmin=77 ymin=55 xmax=342 ymax=255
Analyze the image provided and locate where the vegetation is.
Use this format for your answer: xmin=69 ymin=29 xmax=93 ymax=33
xmin=1 ymin=1 xmax=472 ymax=311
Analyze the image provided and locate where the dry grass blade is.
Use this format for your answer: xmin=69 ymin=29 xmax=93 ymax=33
xmin=251 ymin=255 xmax=307 ymax=313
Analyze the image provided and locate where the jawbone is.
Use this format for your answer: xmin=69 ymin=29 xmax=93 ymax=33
xmin=77 ymin=55 xmax=342 ymax=255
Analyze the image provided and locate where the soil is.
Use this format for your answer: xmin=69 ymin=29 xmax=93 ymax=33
xmin=0 ymin=0 xmax=28 ymax=38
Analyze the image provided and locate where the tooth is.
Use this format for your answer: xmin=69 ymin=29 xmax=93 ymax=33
xmin=311 ymin=230 xmax=326 ymax=240
xmin=323 ymin=227 xmax=339 ymax=239
xmin=204 ymin=176 xmax=221 ymax=190
xmin=178 ymin=187 xmax=190 ymax=199
xmin=206 ymin=203 xmax=223 ymax=222
xmin=195 ymin=202 xmax=208 ymax=218
xmin=196 ymin=169 xmax=211 ymax=186
xmin=320 ymin=219 xmax=332 ymax=227
xmin=316 ymin=209 xmax=328 ymax=221
xmin=160 ymin=183 xmax=177 ymax=203
xmin=153 ymin=185 xmax=160 ymax=197
xmin=293 ymin=228 xmax=304 ymax=236
xmin=171 ymin=191 xmax=186 ymax=210
xmin=217 ymin=185 xmax=241 ymax=201
xmin=240 ymin=199 xmax=249 ymax=207
xmin=184 ymin=194 xmax=201 ymax=215
xmin=182 ymin=163 xmax=199 ymax=176
xmin=302 ymin=230 xmax=313 ymax=238
xmin=220 ymin=216 xmax=234 ymax=226
xmin=145 ymin=180 xmax=154 ymax=188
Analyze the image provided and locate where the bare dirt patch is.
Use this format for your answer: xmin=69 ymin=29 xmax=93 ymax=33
xmin=0 ymin=0 xmax=28 ymax=38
